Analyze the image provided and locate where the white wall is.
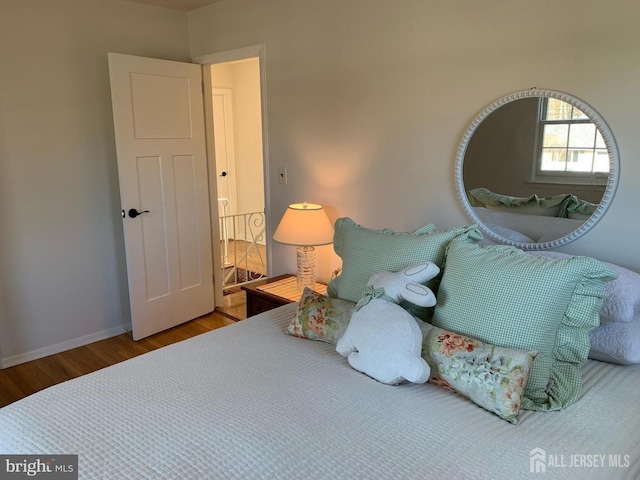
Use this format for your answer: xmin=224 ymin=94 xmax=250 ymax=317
xmin=2 ymin=0 xmax=639 ymax=368
xmin=188 ymin=0 xmax=640 ymax=280
xmin=211 ymin=59 xmax=265 ymax=216
xmin=232 ymin=59 xmax=264 ymax=216
xmin=0 ymin=0 xmax=191 ymax=365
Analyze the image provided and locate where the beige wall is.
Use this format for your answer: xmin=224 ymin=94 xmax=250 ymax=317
xmin=211 ymin=59 xmax=265 ymax=216
xmin=2 ymin=0 xmax=640 ymax=366
xmin=463 ymin=98 xmax=540 ymax=199
xmin=232 ymin=59 xmax=264 ymax=216
xmin=0 ymin=0 xmax=190 ymax=365
xmin=189 ymin=0 xmax=640 ymax=279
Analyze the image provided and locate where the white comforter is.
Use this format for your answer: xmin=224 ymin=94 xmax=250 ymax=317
xmin=473 ymin=206 xmax=586 ymax=243
xmin=1 ymin=304 xmax=639 ymax=479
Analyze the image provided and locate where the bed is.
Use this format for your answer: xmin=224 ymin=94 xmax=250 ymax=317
xmin=472 ymin=206 xmax=586 ymax=244
xmin=0 ymin=304 xmax=638 ymax=479
xmin=466 ymin=188 xmax=595 ymax=244
xmin=1 ymin=220 xmax=639 ymax=479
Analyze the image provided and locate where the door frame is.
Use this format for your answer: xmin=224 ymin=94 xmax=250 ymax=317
xmin=194 ymin=44 xmax=271 ymax=308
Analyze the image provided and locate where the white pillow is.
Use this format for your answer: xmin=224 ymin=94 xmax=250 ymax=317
xmin=336 ymin=299 xmax=429 ymax=384
xmin=335 ymin=263 xmax=438 ymax=385
xmin=485 ymin=222 xmax=535 ymax=243
xmin=589 ymin=321 xmax=640 ymax=365
xmin=528 ymin=251 xmax=640 ymax=323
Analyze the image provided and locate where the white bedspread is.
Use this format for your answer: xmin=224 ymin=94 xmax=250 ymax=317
xmin=473 ymin=206 xmax=585 ymax=243
xmin=1 ymin=304 xmax=639 ymax=479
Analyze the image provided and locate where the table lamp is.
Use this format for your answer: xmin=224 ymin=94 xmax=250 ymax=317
xmin=273 ymin=202 xmax=334 ymax=291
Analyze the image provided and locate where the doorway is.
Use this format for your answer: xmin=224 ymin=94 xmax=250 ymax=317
xmin=108 ymin=50 xmax=269 ymax=339
xmin=200 ymin=50 xmax=268 ymax=308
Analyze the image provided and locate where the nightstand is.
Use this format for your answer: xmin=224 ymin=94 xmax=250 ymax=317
xmin=241 ymin=274 xmax=327 ymax=317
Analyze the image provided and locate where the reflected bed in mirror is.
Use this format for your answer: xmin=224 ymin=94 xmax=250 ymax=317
xmin=455 ymin=89 xmax=619 ymax=250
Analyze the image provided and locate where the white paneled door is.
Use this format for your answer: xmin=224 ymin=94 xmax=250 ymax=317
xmin=212 ymin=88 xmax=238 ymax=216
xmin=108 ymin=53 xmax=213 ymax=340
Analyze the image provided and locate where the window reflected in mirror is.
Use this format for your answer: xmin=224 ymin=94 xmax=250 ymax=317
xmin=455 ymin=89 xmax=619 ymax=250
xmin=537 ymin=98 xmax=609 ymax=182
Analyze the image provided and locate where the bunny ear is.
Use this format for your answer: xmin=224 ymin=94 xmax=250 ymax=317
xmin=403 ymin=262 xmax=440 ymax=283
xmin=402 ymin=283 xmax=437 ymax=307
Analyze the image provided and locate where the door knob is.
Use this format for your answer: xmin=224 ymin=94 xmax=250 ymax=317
xmin=128 ymin=208 xmax=150 ymax=218
xmin=220 ymin=171 xmax=227 ymax=177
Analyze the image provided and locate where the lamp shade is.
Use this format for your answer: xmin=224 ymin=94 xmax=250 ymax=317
xmin=273 ymin=203 xmax=334 ymax=246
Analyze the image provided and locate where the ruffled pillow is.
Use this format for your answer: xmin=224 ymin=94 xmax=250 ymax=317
xmin=432 ymin=237 xmax=616 ymax=411
xmin=468 ymin=187 xmax=573 ymax=217
xmin=528 ymin=251 xmax=640 ymax=324
xmin=327 ymin=218 xmax=481 ymax=320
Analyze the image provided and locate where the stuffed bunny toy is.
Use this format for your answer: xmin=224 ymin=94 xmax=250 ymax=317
xmin=336 ymin=262 xmax=439 ymax=385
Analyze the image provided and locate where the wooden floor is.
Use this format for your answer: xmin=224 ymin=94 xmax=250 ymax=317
xmin=217 ymin=289 xmax=248 ymax=320
xmin=0 ymin=298 xmax=247 ymax=408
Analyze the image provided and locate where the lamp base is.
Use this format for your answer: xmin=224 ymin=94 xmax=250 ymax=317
xmin=296 ymin=246 xmax=316 ymax=291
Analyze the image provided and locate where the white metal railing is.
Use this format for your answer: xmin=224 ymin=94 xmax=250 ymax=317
xmin=218 ymin=198 xmax=230 ymax=266
xmin=220 ymin=210 xmax=266 ymax=290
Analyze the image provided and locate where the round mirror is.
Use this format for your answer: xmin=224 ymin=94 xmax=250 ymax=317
xmin=455 ymin=89 xmax=619 ymax=250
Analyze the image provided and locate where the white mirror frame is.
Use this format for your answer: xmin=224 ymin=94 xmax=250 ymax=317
xmin=455 ymin=88 xmax=620 ymax=250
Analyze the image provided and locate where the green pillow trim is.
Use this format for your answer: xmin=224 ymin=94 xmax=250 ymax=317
xmin=468 ymin=187 xmax=574 ymax=217
xmin=431 ymin=237 xmax=616 ymax=411
xmin=565 ymin=197 xmax=599 ymax=220
xmin=327 ymin=219 xmax=482 ymax=320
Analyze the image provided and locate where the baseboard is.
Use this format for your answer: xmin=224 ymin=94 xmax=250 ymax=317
xmin=0 ymin=324 xmax=132 ymax=369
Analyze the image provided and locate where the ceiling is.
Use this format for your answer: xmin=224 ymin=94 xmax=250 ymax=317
xmin=124 ymin=0 xmax=224 ymax=12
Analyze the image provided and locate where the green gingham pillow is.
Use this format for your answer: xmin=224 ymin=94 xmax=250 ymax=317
xmin=468 ymin=188 xmax=573 ymax=217
xmin=431 ymin=237 xmax=616 ymax=411
xmin=327 ymin=218 xmax=482 ymax=320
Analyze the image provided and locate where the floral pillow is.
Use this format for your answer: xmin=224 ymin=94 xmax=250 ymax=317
xmin=286 ymin=288 xmax=355 ymax=344
xmin=421 ymin=324 xmax=537 ymax=424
